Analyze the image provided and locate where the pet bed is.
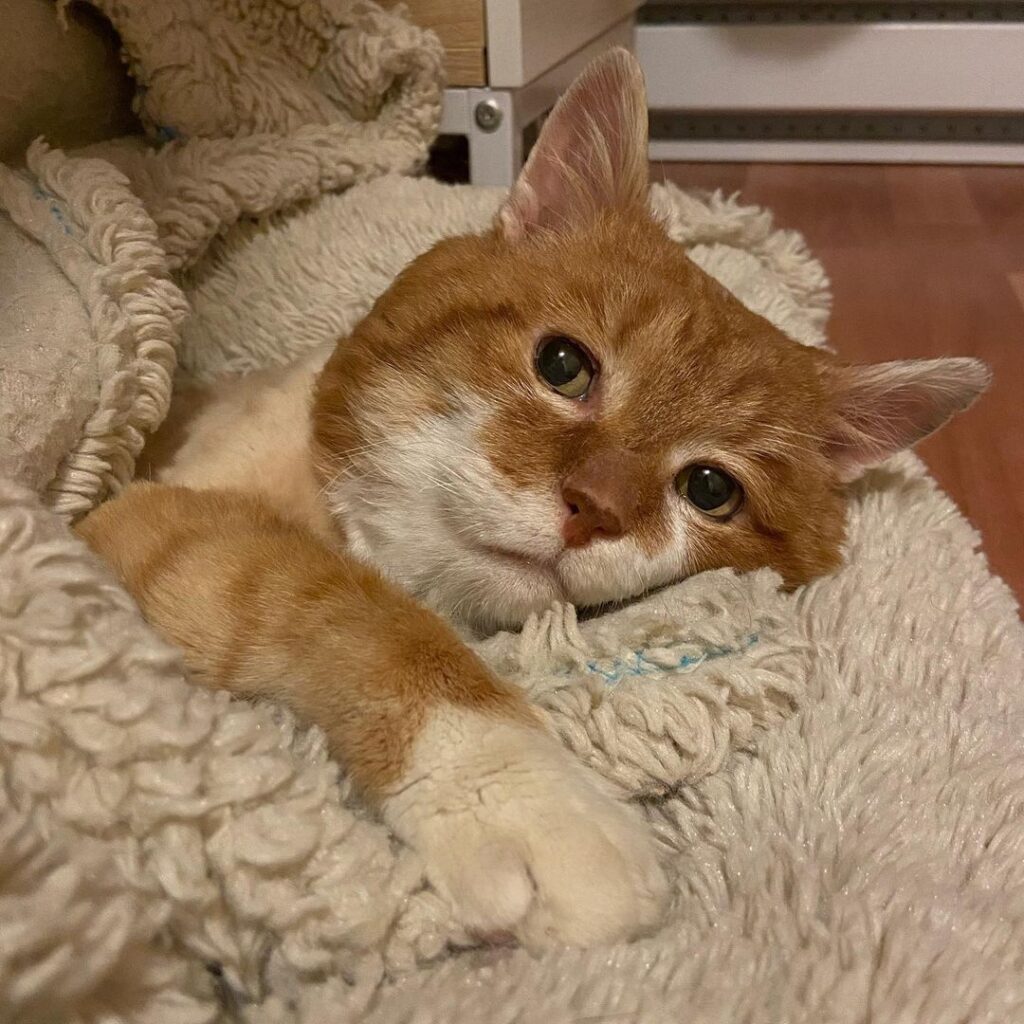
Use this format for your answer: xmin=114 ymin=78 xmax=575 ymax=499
xmin=2 ymin=3 xmax=1023 ymax=1022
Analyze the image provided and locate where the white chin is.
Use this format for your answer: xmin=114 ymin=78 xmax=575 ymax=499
xmin=421 ymin=558 xmax=565 ymax=633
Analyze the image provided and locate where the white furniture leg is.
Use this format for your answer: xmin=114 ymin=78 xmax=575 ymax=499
xmin=440 ymin=88 xmax=520 ymax=187
xmin=466 ymin=90 xmax=522 ymax=187
xmin=442 ymin=88 xmax=522 ymax=188
xmin=440 ymin=18 xmax=636 ymax=187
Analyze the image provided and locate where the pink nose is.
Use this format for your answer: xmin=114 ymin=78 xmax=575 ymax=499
xmin=560 ymin=452 xmax=640 ymax=549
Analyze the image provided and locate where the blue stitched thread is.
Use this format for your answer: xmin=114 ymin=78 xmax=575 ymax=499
xmin=32 ymin=186 xmax=72 ymax=235
xmin=582 ymin=632 xmax=759 ymax=686
xmin=585 ymin=661 xmax=619 ymax=683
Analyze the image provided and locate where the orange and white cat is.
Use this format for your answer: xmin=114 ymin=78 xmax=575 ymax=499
xmin=78 ymin=49 xmax=988 ymax=950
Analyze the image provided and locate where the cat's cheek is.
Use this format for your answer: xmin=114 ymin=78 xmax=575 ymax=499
xmin=678 ymin=510 xmax=785 ymax=581
xmin=455 ymin=503 xmax=567 ymax=568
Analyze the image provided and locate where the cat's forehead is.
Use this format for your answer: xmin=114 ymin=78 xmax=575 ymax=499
xmin=351 ymin=215 xmax=831 ymax=461
xmin=481 ymin=225 xmax=828 ymax=440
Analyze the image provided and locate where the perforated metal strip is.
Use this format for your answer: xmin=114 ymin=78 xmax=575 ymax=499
xmin=640 ymin=2 xmax=1024 ymax=24
xmin=648 ymin=111 xmax=1024 ymax=142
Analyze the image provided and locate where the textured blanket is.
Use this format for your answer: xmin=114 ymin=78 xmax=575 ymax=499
xmin=0 ymin=0 xmax=442 ymax=517
xmin=3 ymin=171 xmax=1023 ymax=1021
xmin=2 ymin=3 xmax=1023 ymax=1021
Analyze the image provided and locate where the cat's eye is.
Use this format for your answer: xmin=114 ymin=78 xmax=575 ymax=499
xmin=677 ymin=465 xmax=743 ymax=519
xmin=535 ymin=335 xmax=595 ymax=399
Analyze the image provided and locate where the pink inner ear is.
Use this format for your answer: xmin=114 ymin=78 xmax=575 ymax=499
xmin=498 ymin=48 xmax=649 ymax=240
xmin=828 ymin=357 xmax=990 ymax=481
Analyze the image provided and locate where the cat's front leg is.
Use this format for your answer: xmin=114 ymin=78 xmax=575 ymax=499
xmin=77 ymin=483 xmax=668 ymax=949
xmin=383 ymin=708 xmax=668 ymax=949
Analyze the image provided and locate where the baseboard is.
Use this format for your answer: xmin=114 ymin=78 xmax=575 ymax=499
xmin=649 ymin=139 xmax=1024 ymax=164
xmin=637 ymin=22 xmax=1024 ymax=112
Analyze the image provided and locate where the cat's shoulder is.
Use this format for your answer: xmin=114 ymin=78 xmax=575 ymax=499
xmin=139 ymin=343 xmax=335 ymax=538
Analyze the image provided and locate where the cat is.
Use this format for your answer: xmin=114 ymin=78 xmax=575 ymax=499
xmin=77 ymin=48 xmax=989 ymax=950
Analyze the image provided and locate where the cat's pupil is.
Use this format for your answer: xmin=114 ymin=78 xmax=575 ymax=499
xmin=538 ymin=338 xmax=582 ymax=385
xmin=536 ymin=336 xmax=594 ymax=399
xmin=686 ymin=466 xmax=737 ymax=512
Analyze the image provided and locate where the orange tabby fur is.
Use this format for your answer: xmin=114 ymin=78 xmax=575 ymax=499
xmin=313 ymin=209 xmax=850 ymax=592
xmin=76 ymin=49 xmax=987 ymax=949
xmin=77 ymin=484 xmax=533 ymax=795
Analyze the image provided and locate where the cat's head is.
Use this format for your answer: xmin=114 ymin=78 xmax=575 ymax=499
xmin=312 ymin=48 xmax=988 ymax=632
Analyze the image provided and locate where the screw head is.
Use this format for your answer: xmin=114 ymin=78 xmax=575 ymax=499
xmin=474 ymin=99 xmax=503 ymax=133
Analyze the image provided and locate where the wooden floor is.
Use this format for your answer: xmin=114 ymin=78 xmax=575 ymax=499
xmin=659 ymin=163 xmax=1024 ymax=606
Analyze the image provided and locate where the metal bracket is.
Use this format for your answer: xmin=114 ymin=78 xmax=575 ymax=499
xmin=438 ymin=18 xmax=637 ymax=186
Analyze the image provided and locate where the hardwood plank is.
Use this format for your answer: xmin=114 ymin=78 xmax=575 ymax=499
xmin=383 ymin=0 xmax=486 ymax=86
xmin=962 ymin=165 xmax=1024 ymax=237
xmin=443 ymin=49 xmax=487 ymax=87
xmin=651 ymin=161 xmax=749 ymax=195
xmin=396 ymin=0 xmax=485 ymax=50
xmin=886 ymin=166 xmax=982 ymax=227
xmin=743 ymin=163 xmax=897 ymax=248
xmin=1007 ymin=271 xmax=1024 ymax=315
xmin=660 ymin=162 xmax=1024 ymax=607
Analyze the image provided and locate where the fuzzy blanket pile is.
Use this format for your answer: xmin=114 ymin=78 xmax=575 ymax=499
xmin=0 ymin=0 xmax=443 ymax=517
xmin=2 ymin=4 xmax=1023 ymax=1023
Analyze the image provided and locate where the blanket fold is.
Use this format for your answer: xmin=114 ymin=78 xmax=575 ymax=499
xmin=73 ymin=0 xmax=444 ymax=270
xmin=1 ymin=0 xmax=443 ymax=512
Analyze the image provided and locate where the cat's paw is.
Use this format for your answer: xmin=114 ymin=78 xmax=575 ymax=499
xmin=383 ymin=709 xmax=668 ymax=949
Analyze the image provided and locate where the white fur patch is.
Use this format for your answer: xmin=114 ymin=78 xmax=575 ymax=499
xmin=325 ymin=405 xmax=695 ymax=630
xmin=381 ymin=706 xmax=668 ymax=949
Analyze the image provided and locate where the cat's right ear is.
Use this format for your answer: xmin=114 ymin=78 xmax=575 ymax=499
xmin=825 ymin=357 xmax=990 ymax=482
xmin=497 ymin=47 xmax=649 ymax=242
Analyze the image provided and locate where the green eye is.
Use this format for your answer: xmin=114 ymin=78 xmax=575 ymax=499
xmin=535 ymin=335 xmax=595 ymax=399
xmin=677 ymin=465 xmax=743 ymax=519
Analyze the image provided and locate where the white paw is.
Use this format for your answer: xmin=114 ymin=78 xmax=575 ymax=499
xmin=383 ymin=709 xmax=669 ymax=950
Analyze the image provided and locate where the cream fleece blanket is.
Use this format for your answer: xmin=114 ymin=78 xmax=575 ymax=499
xmin=2 ymin=3 xmax=1023 ymax=1020
xmin=3 ymin=170 xmax=1023 ymax=1021
xmin=0 ymin=0 xmax=442 ymax=518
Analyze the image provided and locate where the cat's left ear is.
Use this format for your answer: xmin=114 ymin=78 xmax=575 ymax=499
xmin=497 ymin=47 xmax=649 ymax=241
xmin=826 ymin=357 xmax=990 ymax=482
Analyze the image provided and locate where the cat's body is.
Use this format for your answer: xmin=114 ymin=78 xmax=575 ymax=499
xmin=142 ymin=344 xmax=335 ymax=539
xmin=78 ymin=50 xmax=988 ymax=950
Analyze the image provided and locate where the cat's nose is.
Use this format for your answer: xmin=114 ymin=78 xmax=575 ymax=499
xmin=560 ymin=453 xmax=639 ymax=548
